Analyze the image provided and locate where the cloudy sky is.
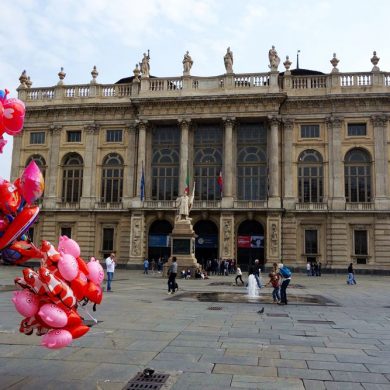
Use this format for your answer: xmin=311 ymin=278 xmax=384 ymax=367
xmin=1 ymin=0 xmax=389 ymax=179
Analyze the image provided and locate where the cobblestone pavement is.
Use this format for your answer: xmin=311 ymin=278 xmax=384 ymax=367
xmin=1 ymin=265 xmax=390 ymax=389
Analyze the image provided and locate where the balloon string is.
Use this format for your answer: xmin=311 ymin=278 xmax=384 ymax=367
xmin=79 ymin=304 xmax=98 ymax=324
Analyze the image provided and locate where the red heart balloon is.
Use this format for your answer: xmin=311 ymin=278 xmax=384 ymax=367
xmin=2 ymin=98 xmax=25 ymax=135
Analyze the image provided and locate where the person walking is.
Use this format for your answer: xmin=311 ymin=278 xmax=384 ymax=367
xmin=347 ymin=263 xmax=357 ymax=285
xmin=265 ymin=271 xmax=281 ymax=303
xmin=143 ymin=258 xmax=149 ymax=274
xmin=235 ymin=265 xmax=244 ymax=285
xmin=253 ymin=259 xmax=263 ymax=288
xmin=105 ymin=252 xmax=116 ymax=292
xmin=168 ymin=257 xmax=178 ymax=294
xmin=306 ymin=262 xmax=311 ymax=276
xmin=278 ymin=263 xmax=292 ymax=305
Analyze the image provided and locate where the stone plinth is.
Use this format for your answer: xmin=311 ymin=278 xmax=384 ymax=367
xmin=163 ymin=218 xmax=200 ymax=276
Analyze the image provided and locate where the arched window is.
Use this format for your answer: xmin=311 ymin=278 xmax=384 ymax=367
xmin=237 ymin=123 xmax=267 ymax=200
xmin=298 ymin=149 xmax=323 ymax=203
xmin=194 ymin=125 xmax=223 ymax=200
xmin=101 ymin=153 xmax=123 ymax=203
xmin=62 ymin=153 xmax=83 ymax=203
xmin=152 ymin=126 xmax=180 ymax=200
xmin=345 ymin=149 xmax=371 ymax=202
xmin=26 ymin=154 xmax=46 ymax=178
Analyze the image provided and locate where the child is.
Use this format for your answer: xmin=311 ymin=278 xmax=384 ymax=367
xmin=235 ymin=265 xmax=244 ymax=285
xmin=266 ymin=271 xmax=281 ymax=303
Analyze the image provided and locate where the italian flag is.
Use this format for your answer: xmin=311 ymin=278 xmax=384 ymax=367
xmin=184 ymin=163 xmax=190 ymax=194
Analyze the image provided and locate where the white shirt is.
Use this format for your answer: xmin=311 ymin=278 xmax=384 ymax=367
xmin=236 ymin=267 xmax=242 ymax=276
xmin=105 ymin=256 xmax=115 ymax=272
xmin=306 ymin=263 xmax=311 ymax=270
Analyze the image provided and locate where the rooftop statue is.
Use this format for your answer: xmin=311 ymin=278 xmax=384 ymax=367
xmin=224 ymin=47 xmax=234 ymax=74
xmin=182 ymin=51 xmax=193 ymax=75
xmin=268 ymin=45 xmax=280 ymax=71
xmin=140 ymin=50 xmax=150 ymax=78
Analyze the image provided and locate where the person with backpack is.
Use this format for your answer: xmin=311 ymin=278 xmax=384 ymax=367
xmin=278 ymin=263 xmax=292 ymax=305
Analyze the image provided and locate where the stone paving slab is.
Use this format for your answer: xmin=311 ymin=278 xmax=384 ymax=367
xmin=1 ymin=268 xmax=390 ymax=388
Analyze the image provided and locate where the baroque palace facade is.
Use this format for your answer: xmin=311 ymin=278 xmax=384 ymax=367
xmin=11 ymin=49 xmax=390 ymax=270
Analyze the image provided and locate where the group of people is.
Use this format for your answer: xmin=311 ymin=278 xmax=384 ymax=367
xmin=236 ymin=260 xmax=291 ymax=305
xmin=306 ymin=261 xmax=322 ymax=277
xmin=205 ymin=258 xmax=236 ymax=276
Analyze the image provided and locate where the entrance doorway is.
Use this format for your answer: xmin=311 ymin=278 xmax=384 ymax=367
xmin=148 ymin=220 xmax=172 ymax=262
xmin=193 ymin=220 xmax=218 ymax=269
xmin=237 ymin=220 xmax=264 ymax=271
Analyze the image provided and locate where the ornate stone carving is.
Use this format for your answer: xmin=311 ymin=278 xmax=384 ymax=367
xmin=18 ymin=70 xmax=28 ymax=88
xmin=282 ymin=118 xmax=294 ymax=130
xmin=371 ymin=115 xmax=388 ymax=128
xmin=222 ymin=219 xmax=232 ymax=258
xmin=268 ymin=45 xmax=280 ymax=71
xmin=326 ymin=116 xmax=344 ymax=128
xmin=224 ymin=47 xmax=234 ymax=74
xmin=330 ymin=53 xmax=339 ymax=73
xmin=84 ymin=123 xmax=100 ymax=134
xmin=371 ymin=51 xmax=380 ymax=72
xmin=283 ymin=56 xmax=292 ymax=73
xmin=90 ymin=66 xmax=99 ymax=84
xmin=57 ymin=67 xmax=66 ymax=85
xmin=270 ymin=223 xmax=278 ymax=256
xmin=133 ymin=64 xmax=140 ymax=81
xmin=49 ymin=125 xmax=62 ymax=136
xmin=140 ymin=50 xmax=150 ymax=78
xmin=131 ymin=217 xmax=143 ymax=256
xmin=182 ymin=51 xmax=193 ymax=75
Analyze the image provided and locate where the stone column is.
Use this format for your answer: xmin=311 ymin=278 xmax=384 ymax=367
xmin=10 ymin=134 xmax=23 ymax=181
xmin=267 ymin=214 xmax=281 ymax=262
xmin=179 ymin=119 xmax=190 ymax=195
xmin=268 ymin=117 xmax=281 ymax=208
xmin=222 ymin=117 xmax=235 ymax=207
xmin=80 ymin=123 xmax=99 ymax=208
xmin=372 ymin=115 xmax=389 ymax=209
xmin=44 ymin=125 xmax=62 ymax=209
xmin=122 ymin=123 xmax=136 ymax=208
xmin=282 ymin=118 xmax=295 ymax=209
xmin=220 ymin=214 xmax=234 ymax=259
xmin=326 ymin=117 xmax=344 ymax=210
xmin=135 ymin=121 xmax=147 ymax=205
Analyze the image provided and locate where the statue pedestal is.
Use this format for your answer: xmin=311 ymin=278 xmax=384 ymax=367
xmin=163 ymin=218 xmax=200 ymax=277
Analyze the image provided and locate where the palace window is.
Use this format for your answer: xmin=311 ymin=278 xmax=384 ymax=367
xmin=194 ymin=124 xmax=223 ymax=200
xmin=237 ymin=123 xmax=267 ymax=200
xmin=61 ymin=153 xmax=83 ymax=203
xmin=345 ymin=149 xmax=371 ymax=202
xmin=106 ymin=129 xmax=123 ymax=143
xmin=102 ymin=227 xmax=115 ymax=253
xmin=60 ymin=226 xmax=72 ymax=238
xmin=354 ymin=229 xmax=368 ymax=264
xmin=305 ymin=229 xmax=318 ymax=254
xmin=26 ymin=154 xmax=46 ymax=178
xmin=101 ymin=153 xmax=123 ymax=203
xmin=151 ymin=126 xmax=180 ymax=200
xmin=298 ymin=149 xmax=323 ymax=203
xmin=67 ymin=130 xmax=82 ymax=142
xmin=30 ymin=131 xmax=45 ymax=144
xmin=348 ymin=123 xmax=366 ymax=137
xmin=301 ymin=125 xmax=320 ymax=138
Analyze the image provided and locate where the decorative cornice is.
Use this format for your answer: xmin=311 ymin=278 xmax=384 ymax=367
xmin=49 ymin=124 xmax=63 ymax=135
xmin=84 ymin=122 xmax=100 ymax=134
xmin=325 ymin=116 xmax=344 ymax=128
xmin=371 ymin=115 xmax=388 ymax=128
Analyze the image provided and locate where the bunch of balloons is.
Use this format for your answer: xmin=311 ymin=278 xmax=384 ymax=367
xmin=0 ymin=161 xmax=104 ymax=349
xmin=0 ymin=89 xmax=26 ymax=153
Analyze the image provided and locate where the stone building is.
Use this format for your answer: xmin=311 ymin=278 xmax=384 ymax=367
xmin=11 ymin=50 xmax=390 ymax=270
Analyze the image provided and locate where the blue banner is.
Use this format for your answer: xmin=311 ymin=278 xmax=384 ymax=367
xmin=148 ymin=235 xmax=169 ymax=247
xmin=196 ymin=235 xmax=218 ymax=248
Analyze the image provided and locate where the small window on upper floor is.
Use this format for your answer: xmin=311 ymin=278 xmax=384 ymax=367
xmin=30 ymin=132 xmax=45 ymax=144
xmin=301 ymin=125 xmax=320 ymax=138
xmin=106 ymin=129 xmax=123 ymax=143
xmin=67 ymin=131 xmax=82 ymax=142
xmin=348 ymin=123 xmax=366 ymax=137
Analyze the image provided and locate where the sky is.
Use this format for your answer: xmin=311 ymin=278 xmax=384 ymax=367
xmin=1 ymin=0 xmax=390 ymax=180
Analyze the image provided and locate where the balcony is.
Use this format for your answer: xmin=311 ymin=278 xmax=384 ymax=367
xmin=143 ymin=200 xmax=176 ymax=209
xmin=95 ymin=202 xmax=123 ymax=210
xmin=56 ymin=202 xmax=80 ymax=209
xmin=295 ymin=203 xmax=328 ymax=211
xmin=345 ymin=202 xmax=374 ymax=211
xmin=233 ymin=200 xmax=267 ymax=209
xmin=192 ymin=200 xmax=221 ymax=209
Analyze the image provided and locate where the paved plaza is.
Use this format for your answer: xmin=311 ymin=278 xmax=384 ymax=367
xmin=1 ymin=266 xmax=390 ymax=389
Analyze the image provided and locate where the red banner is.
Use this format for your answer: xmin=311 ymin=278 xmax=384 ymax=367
xmin=237 ymin=236 xmax=251 ymax=248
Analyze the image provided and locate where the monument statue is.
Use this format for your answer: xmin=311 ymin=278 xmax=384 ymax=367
xmin=224 ymin=47 xmax=234 ymax=73
xmin=182 ymin=51 xmax=193 ymax=75
xmin=140 ymin=50 xmax=150 ymax=77
xmin=176 ymin=183 xmax=195 ymax=220
xmin=268 ymin=45 xmax=280 ymax=71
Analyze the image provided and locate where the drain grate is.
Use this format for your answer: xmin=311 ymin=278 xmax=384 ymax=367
xmin=123 ymin=372 xmax=169 ymax=390
xmin=207 ymin=306 xmax=223 ymax=311
xmin=266 ymin=313 xmax=289 ymax=317
xmin=297 ymin=319 xmax=335 ymax=325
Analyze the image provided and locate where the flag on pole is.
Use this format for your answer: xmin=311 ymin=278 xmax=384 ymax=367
xmin=140 ymin=162 xmax=145 ymax=201
xmin=184 ymin=161 xmax=190 ymax=194
xmin=217 ymin=170 xmax=223 ymax=197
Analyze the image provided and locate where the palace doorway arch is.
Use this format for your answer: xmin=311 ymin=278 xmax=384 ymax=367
xmin=237 ymin=220 xmax=264 ymax=271
xmin=148 ymin=220 xmax=172 ymax=262
xmin=193 ymin=220 xmax=218 ymax=269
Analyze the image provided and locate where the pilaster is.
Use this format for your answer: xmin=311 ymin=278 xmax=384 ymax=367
xmin=44 ymin=125 xmax=62 ymax=209
xmin=179 ymin=119 xmax=190 ymax=195
xmin=222 ymin=117 xmax=235 ymax=208
xmin=220 ymin=214 xmax=234 ymax=259
xmin=267 ymin=214 xmax=281 ymax=263
xmin=326 ymin=116 xmax=345 ymax=210
xmin=123 ymin=123 xmax=137 ymax=208
xmin=133 ymin=120 xmax=147 ymax=207
xmin=282 ymin=118 xmax=295 ymax=209
xmin=129 ymin=212 xmax=145 ymax=263
xmin=268 ymin=116 xmax=281 ymax=208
